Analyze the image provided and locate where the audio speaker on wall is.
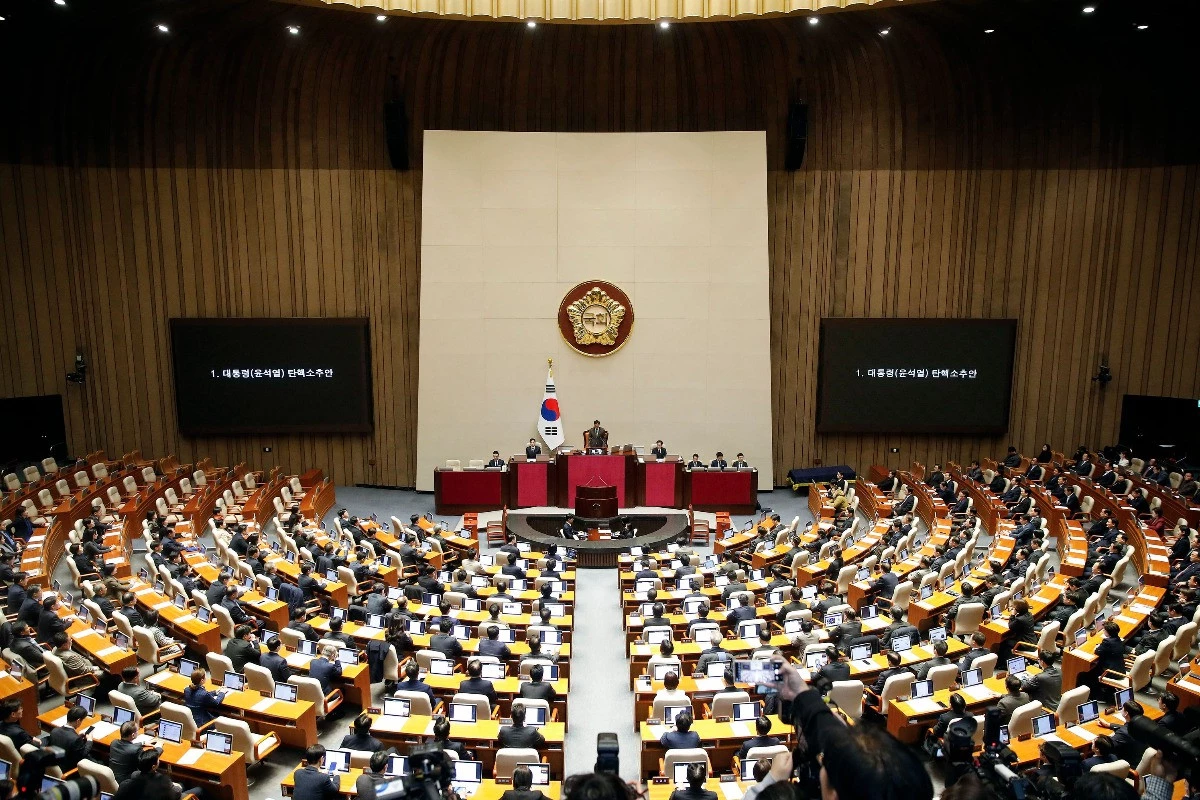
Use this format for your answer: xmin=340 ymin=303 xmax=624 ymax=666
xmin=785 ymin=101 xmax=808 ymax=170
xmin=384 ymin=100 xmax=409 ymax=170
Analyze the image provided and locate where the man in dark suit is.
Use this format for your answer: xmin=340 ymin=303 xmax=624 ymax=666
xmin=501 ymin=766 xmax=550 ymax=800
xmin=292 ymin=746 xmax=342 ymax=800
xmin=109 ymin=721 xmax=143 ymax=784
xmin=308 ymin=646 xmax=343 ymax=695
xmin=221 ymin=587 xmax=252 ymax=627
xmin=1090 ymin=621 xmax=1127 ymax=696
xmin=667 ymin=763 xmax=717 ymax=800
xmin=958 ymin=632 xmax=990 ymax=673
xmin=1021 ymin=650 xmax=1063 ymax=709
xmin=868 ymin=652 xmax=912 ymax=700
xmin=1099 ymin=701 xmax=1149 ymax=766
xmin=658 ymin=711 xmax=701 ymax=750
xmin=894 ymin=492 xmax=917 ymax=516
xmin=395 ymin=661 xmax=436 ymax=702
xmin=498 ymin=704 xmax=546 ymax=750
xmin=18 ymin=585 xmax=42 ymax=629
xmin=501 ymin=552 xmax=526 ymax=580
xmin=261 ymin=635 xmax=293 ymax=683
xmin=48 ymin=706 xmax=93 ymax=771
xmin=731 ymin=453 xmax=749 ymax=468
xmin=459 ymin=659 xmax=499 ymax=708
xmin=525 ymin=440 xmax=542 ymax=460
xmin=585 ymin=421 xmax=608 ymax=450
xmin=710 ymin=452 xmax=728 ymax=470
xmin=735 ymin=716 xmax=781 ymax=760
xmin=479 ymin=625 xmax=513 ymax=661
xmin=518 ymin=664 xmax=557 ymax=703
xmin=832 ymin=609 xmax=863 ymax=650
xmin=37 ymin=595 xmax=71 ymax=644
xmin=686 ymin=455 xmax=704 ymax=469
xmin=5 ymin=572 xmax=27 ymax=616
xmin=487 ymin=451 xmax=505 ymax=468
xmin=651 ymin=441 xmax=667 ymax=460
xmin=1003 ymin=447 xmax=1022 ymax=469
xmin=812 ymin=646 xmax=850 ymax=696
xmin=726 ymin=594 xmax=757 ymax=626
xmin=288 ymin=608 xmax=320 ymax=641
xmin=224 ymin=624 xmax=261 ymax=673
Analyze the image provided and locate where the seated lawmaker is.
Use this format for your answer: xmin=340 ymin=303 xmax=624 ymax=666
xmin=487 ymin=451 xmax=506 ymax=467
xmin=498 ymin=703 xmax=546 ymax=750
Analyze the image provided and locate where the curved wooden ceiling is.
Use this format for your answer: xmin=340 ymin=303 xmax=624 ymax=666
xmin=285 ymin=0 xmax=927 ymax=24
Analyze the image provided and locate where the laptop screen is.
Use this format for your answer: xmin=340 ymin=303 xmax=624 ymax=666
xmin=299 ymin=639 xmax=318 ymax=656
xmin=523 ymin=705 xmax=548 ymax=727
xmin=1031 ymin=714 xmax=1054 ymax=737
xmin=805 ymin=652 xmax=829 ymax=671
xmin=850 ymin=644 xmax=873 ymax=662
xmin=113 ymin=706 xmax=136 ymax=726
xmin=174 ymin=595 xmax=187 ymax=610
xmin=910 ymin=680 xmax=933 ymax=699
xmin=452 ymin=761 xmax=483 ymax=784
xmin=859 ymin=605 xmax=878 ymax=620
xmin=672 ymin=762 xmax=704 ymax=785
xmin=179 ymin=658 xmax=199 ymax=678
xmin=892 ymin=634 xmax=912 ymax=652
xmin=367 ymin=614 xmax=386 ymax=628
xmin=449 ymin=703 xmax=478 ymax=723
xmin=323 ymin=749 xmax=351 ymax=773
xmin=740 ymin=759 xmax=758 ymax=781
xmin=823 ymin=613 xmax=843 ymax=627
xmin=920 ymin=585 xmax=934 ymax=600
xmin=1076 ymin=701 xmax=1100 ymax=725
xmin=663 ymin=705 xmax=688 ymax=724
xmin=518 ymin=763 xmax=550 ymax=786
xmin=801 ymin=586 xmax=817 ymax=600
xmin=646 ymin=629 xmax=672 ymax=645
xmin=962 ymin=669 xmax=982 ymax=687
xmin=204 ymin=731 xmax=234 ymax=755
xmin=274 ymin=683 xmax=298 ymax=702
xmin=386 ymin=755 xmax=410 ymax=777
xmin=0 ymin=759 xmax=10 ymax=781
xmin=158 ymin=720 xmax=183 ymax=743
xmin=337 ymin=648 xmax=358 ymax=666
xmin=383 ymin=698 xmax=411 ymax=717
xmin=731 ymin=702 xmax=759 ymax=722
xmin=928 ymin=626 xmax=948 ymax=643
xmin=1074 ymin=628 xmax=1088 ymax=646
xmin=74 ymin=694 xmax=96 ymax=715
xmin=429 ymin=659 xmax=455 ymax=676
xmin=1114 ymin=688 xmax=1133 ymax=709
xmin=1007 ymin=657 xmax=1027 ymax=675
xmin=480 ymin=662 xmax=505 ymax=680
xmin=197 ymin=607 xmax=212 ymax=623
xmin=223 ymin=672 xmax=246 ymax=691
xmin=652 ymin=662 xmax=678 ymax=681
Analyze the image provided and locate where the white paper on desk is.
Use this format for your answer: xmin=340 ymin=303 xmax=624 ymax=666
xmin=424 ymin=720 xmax=437 ymax=736
xmin=1066 ymin=726 xmax=1098 ymax=742
xmin=287 ymin=654 xmax=310 ymax=667
xmin=962 ymin=686 xmax=996 ymax=702
xmin=906 ymin=698 xmax=945 ymax=715
xmin=1115 ymin=615 xmax=1139 ymax=625
xmin=1040 ymin=733 xmax=1064 ymax=744
xmin=0 ymin=671 xmax=9 ymax=680
xmin=153 ymin=602 xmax=171 ymax=611
xmin=176 ymin=749 xmax=204 ymax=766
xmin=174 ymin=614 xmax=194 ymax=623
xmin=73 ymin=628 xmax=99 ymax=638
xmin=728 ymin=722 xmax=752 ymax=738
xmin=96 ymin=646 xmax=123 ymax=657
xmin=89 ymin=721 xmax=119 ymax=739
xmin=693 ymin=678 xmax=724 ymax=692
xmin=358 ymin=627 xmax=384 ymax=637
xmin=135 ymin=589 xmax=155 ymax=597
xmin=1130 ymin=603 xmax=1157 ymax=615
xmin=250 ymin=698 xmax=276 ymax=712
xmin=719 ymin=783 xmax=745 ymax=800
xmin=133 ymin=734 xmax=155 ymax=745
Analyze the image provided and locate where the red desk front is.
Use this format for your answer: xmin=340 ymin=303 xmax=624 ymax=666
xmin=686 ymin=469 xmax=757 ymax=513
xmin=509 ymin=459 xmax=555 ymax=508
xmin=641 ymin=460 xmax=684 ymax=507
xmin=433 ymin=469 xmax=508 ymax=514
xmin=556 ymin=454 xmax=636 ymax=508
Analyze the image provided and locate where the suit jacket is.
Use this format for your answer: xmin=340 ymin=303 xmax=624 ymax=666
xmin=429 ymin=633 xmax=464 ymax=659
xmin=262 ymin=651 xmax=294 ymax=683
xmin=5 ymin=585 xmax=25 ymax=615
xmin=518 ymin=681 xmax=557 ymax=703
xmin=309 ymin=657 xmax=343 ymax=694
xmin=502 ymin=791 xmax=549 ymax=800
xmin=460 ymin=677 xmax=498 ymax=707
xmin=117 ymin=680 xmax=162 ymax=714
xmin=710 ymin=460 xmax=728 ymax=469
xmin=1022 ymin=665 xmax=1062 ymax=708
xmin=525 ymin=446 xmax=542 ymax=459
xmin=110 ymin=738 xmax=143 ymax=784
xmin=18 ymin=596 xmax=41 ymax=628
xmin=292 ymin=765 xmax=342 ymax=800
xmin=11 ymin=635 xmax=44 ymax=666
xmin=668 ymin=789 xmax=717 ymax=800
xmin=1093 ymin=636 xmax=1126 ymax=674
xmin=37 ymin=612 xmax=68 ymax=644
xmin=498 ymin=723 xmax=545 ymax=750
xmin=184 ymin=684 xmax=225 ymax=726
xmin=48 ymin=724 xmax=91 ymax=770
xmin=659 ymin=729 xmax=702 ymax=749
xmin=478 ymin=639 xmax=513 ymax=660
xmin=224 ymin=638 xmax=261 ymax=673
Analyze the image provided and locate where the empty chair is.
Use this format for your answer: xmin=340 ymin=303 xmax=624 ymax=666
xmin=291 ymin=675 xmax=342 ymax=719
xmin=22 ymin=466 xmax=40 ymax=484
xmin=91 ymin=463 xmax=109 ymax=481
xmin=42 ymin=458 xmax=58 ymax=474
xmin=244 ymin=663 xmax=275 ymax=696
xmin=141 ymin=466 xmax=156 ymax=484
xmin=122 ymin=476 xmax=139 ymax=496
xmin=927 ymin=664 xmax=960 ymax=693
xmin=1172 ymin=622 xmax=1198 ymax=664
xmin=211 ymin=604 xmax=236 ymax=639
xmin=953 ymin=603 xmax=987 ymax=640
xmin=2 ymin=474 xmax=19 ymax=492
xmin=206 ymin=652 xmax=234 ymax=684
xmin=74 ymin=470 xmax=91 ymax=490
xmin=828 ymin=680 xmax=864 ymax=722
xmin=710 ymin=691 xmax=751 ymax=719
xmin=445 ymin=460 xmax=462 ymax=470
xmin=971 ymin=653 xmax=998 ymax=680
xmin=75 ymin=760 xmax=118 ymax=794
xmin=494 ymin=748 xmax=541 ymax=779
xmin=1007 ymin=700 xmax=1047 ymax=739
xmin=214 ymin=716 xmax=280 ymax=769
xmin=1055 ymin=686 xmax=1091 ymax=725
xmin=109 ymin=688 xmax=154 ymax=725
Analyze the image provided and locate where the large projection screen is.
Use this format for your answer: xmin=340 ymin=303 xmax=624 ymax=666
xmin=817 ymin=318 xmax=1017 ymax=434
xmin=416 ymin=131 xmax=774 ymax=492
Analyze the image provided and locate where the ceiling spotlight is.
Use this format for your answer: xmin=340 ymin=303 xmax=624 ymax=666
xmin=1136 ymin=23 xmax=1148 ymax=30
xmin=0 ymin=15 xmax=7 ymax=20
xmin=526 ymin=19 xmax=536 ymax=27
xmin=984 ymin=28 xmax=995 ymax=33
xmin=1082 ymin=5 xmax=1095 ymax=13
xmin=376 ymin=14 xmax=386 ymax=21
xmin=879 ymin=27 xmax=890 ymax=36
xmin=286 ymin=24 xmax=300 ymax=34
xmin=155 ymin=23 xmax=169 ymax=32
xmin=658 ymin=20 xmax=669 ymax=28
xmin=53 ymin=0 xmax=66 ymax=6
xmin=807 ymin=16 xmax=818 ymax=25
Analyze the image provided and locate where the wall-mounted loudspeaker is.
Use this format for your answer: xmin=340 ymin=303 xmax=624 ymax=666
xmin=785 ymin=101 xmax=808 ymax=170
xmin=384 ymin=100 xmax=409 ymax=170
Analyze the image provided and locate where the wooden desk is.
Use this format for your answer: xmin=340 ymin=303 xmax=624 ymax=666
xmin=366 ymin=712 xmax=565 ymax=777
xmin=422 ymin=673 xmax=570 ymax=723
xmin=0 ymin=662 xmax=40 ymax=736
xmin=38 ymin=707 xmax=249 ymax=800
xmin=647 ymin=778 xmax=752 ymax=800
xmin=281 ymin=767 xmax=562 ymax=799
xmin=146 ymin=670 xmax=319 ymax=748
xmin=1061 ymin=585 xmax=1167 ymax=688
xmin=130 ymin=581 xmax=223 ymax=655
xmin=639 ymin=715 xmax=795 ymax=778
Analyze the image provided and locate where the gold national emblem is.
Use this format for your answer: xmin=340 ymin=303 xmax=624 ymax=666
xmin=557 ymin=281 xmax=635 ymax=357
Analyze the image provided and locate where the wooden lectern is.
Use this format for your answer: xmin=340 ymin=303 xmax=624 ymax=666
xmin=575 ymin=483 xmax=618 ymax=520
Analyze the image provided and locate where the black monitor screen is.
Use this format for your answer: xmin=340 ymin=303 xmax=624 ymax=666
xmin=817 ymin=318 xmax=1017 ymax=434
xmin=170 ymin=318 xmax=372 ymax=435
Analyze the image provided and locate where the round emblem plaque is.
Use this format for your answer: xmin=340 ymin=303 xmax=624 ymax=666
xmin=557 ymin=281 xmax=634 ymax=357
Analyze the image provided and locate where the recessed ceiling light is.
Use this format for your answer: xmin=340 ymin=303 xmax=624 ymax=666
xmin=526 ymin=19 xmax=537 ymax=27
xmin=156 ymin=23 xmax=169 ymax=32
xmin=376 ymin=14 xmax=386 ymax=21
xmin=286 ymin=24 xmax=300 ymax=34
xmin=53 ymin=0 xmax=66 ymax=6
xmin=807 ymin=16 xmax=818 ymax=25
xmin=984 ymin=28 xmax=995 ymax=34
xmin=0 ymin=15 xmax=7 ymax=20
xmin=1082 ymin=5 xmax=1096 ymax=13
xmin=659 ymin=20 xmax=669 ymax=28
xmin=1136 ymin=24 xmax=1148 ymax=30
xmin=879 ymin=28 xmax=890 ymax=36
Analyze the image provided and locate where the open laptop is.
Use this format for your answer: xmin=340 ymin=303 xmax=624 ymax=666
xmin=859 ymin=605 xmax=878 ymax=620
xmin=672 ymin=762 xmax=705 ymax=785
xmin=383 ymin=697 xmax=411 ymax=717
xmin=919 ymin=585 xmax=935 ymax=601
xmin=337 ymin=648 xmax=358 ymax=666
xmin=663 ymin=705 xmax=688 ymax=724
xmin=1007 ymin=657 xmax=1029 ymax=680
xmin=196 ymin=606 xmax=212 ymax=623
xmin=805 ymin=651 xmax=829 ymax=671
xmin=855 ymin=568 xmax=870 ymax=582
xmin=823 ymin=613 xmax=843 ymax=627
xmin=892 ymin=634 xmax=912 ymax=653
xmin=223 ymin=672 xmax=246 ymax=691
xmin=651 ymin=662 xmax=679 ymax=681
xmin=298 ymin=639 xmax=318 ymax=656
xmin=1076 ymin=701 xmax=1101 ymax=726
xmin=518 ymin=763 xmax=550 ymax=786
xmin=113 ymin=706 xmax=136 ymax=726
xmin=731 ymin=702 xmax=760 ymax=722
xmin=74 ymin=693 xmax=96 ymax=715
xmin=740 ymin=759 xmax=758 ymax=781
xmin=910 ymin=679 xmax=934 ymax=700
xmin=1031 ymin=714 xmax=1055 ymax=738
xmin=449 ymin=703 xmax=478 ymax=723
xmin=179 ymin=658 xmax=199 ymax=678
xmin=961 ymin=668 xmax=983 ymax=688
xmin=928 ymin=626 xmax=948 ymax=643
xmin=1114 ymin=688 xmax=1134 ymax=709
xmin=322 ymin=749 xmax=351 ymax=773
xmin=204 ymin=731 xmax=234 ymax=755
xmin=480 ymin=662 xmax=505 ymax=680
xmin=849 ymin=643 xmax=874 ymax=666
xmin=386 ymin=755 xmax=410 ymax=777
xmin=158 ymin=719 xmax=184 ymax=744
xmin=523 ymin=706 xmax=548 ymax=727
xmin=451 ymin=761 xmax=484 ymax=795
xmin=274 ymin=683 xmax=299 ymax=702
xmin=801 ymin=585 xmax=818 ymax=600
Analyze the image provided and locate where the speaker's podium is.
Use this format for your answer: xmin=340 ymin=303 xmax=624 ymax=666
xmin=575 ymin=480 xmax=618 ymax=523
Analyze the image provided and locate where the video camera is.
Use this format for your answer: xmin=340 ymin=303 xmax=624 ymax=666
xmin=1130 ymin=715 xmax=1200 ymax=783
xmin=370 ymin=744 xmax=454 ymax=800
xmin=15 ymin=748 xmax=98 ymax=800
